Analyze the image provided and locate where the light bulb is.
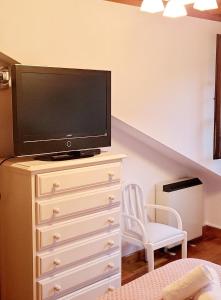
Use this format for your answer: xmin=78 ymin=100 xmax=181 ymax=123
xmin=194 ymin=0 xmax=218 ymax=11
xmin=182 ymin=0 xmax=195 ymax=4
xmin=163 ymin=0 xmax=187 ymax=17
xmin=140 ymin=0 xmax=164 ymax=13
xmin=164 ymin=0 xmax=195 ymax=3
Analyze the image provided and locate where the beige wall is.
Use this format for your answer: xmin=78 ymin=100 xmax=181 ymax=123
xmin=0 ymin=0 xmax=221 ymax=173
xmin=1 ymin=0 xmax=221 ymax=228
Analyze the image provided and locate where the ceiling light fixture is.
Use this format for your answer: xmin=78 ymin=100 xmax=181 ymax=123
xmin=181 ymin=0 xmax=195 ymax=4
xmin=194 ymin=0 xmax=218 ymax=11
xmin=164 ymin=0 xmax=195 ymax=4
xmin=163 ymin=0 xmax=187 ymax=17
xmin=140 ymin=0 xmax=218 ymax=17
xmin=140 ymin=0 xmax=164 ymax=13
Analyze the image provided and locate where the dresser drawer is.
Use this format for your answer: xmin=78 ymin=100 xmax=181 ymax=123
xmin=37 ymin=252 xmax=120 ymax=300
xmin=36 ymin=163 xmax=121 ymax=197
xmin=59 ymin=274 xmax=120 ymax=300
xmin=36 ymin=209 xmax=120 ymax=250
xmin=36 ymin=186 xmax=120 ymax=224
xmin=36 ymin=230 xmax=120 ymax=277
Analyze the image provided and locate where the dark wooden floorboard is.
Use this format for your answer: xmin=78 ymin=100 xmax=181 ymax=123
xmin=122 ymin=227 xmax=221 ymax=285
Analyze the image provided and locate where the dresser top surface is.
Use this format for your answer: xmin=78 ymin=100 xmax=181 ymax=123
xmin=1 ymin=152 xmax=126 ymax=174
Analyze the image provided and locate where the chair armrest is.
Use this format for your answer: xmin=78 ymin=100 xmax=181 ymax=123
xmin=145 ymin=204 xmax=183 ymax=230
xmin=122 ymin=213 xmax=148 ymax=242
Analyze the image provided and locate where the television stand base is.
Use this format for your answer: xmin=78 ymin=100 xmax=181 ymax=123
xmin=35 ymin=149 xmax=101 ymax=161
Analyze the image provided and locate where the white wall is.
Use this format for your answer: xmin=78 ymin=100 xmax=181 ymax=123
xmin=0 ymin=0 xmax=221 ymax=173
xmin=112 ymin=124 xmax=193 ymax=202
xmin=202 ymin=175 xmax=221 ymax=228
xmin=1 ymin=0 xmax=221 ymax=233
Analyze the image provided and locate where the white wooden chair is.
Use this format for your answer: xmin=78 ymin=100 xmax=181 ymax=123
xmin=122 ymin=183 xmax=187 ymax=272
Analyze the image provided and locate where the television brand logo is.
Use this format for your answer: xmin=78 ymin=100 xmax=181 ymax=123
xmin=66 ymin=141 xmax=72 ymax=147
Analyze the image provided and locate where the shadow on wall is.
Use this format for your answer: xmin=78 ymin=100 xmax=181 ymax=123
xmin=0 ymin=88 xmax=13 ymax=157
xmin=0 ymin=51 xmax=20 ymax=158
xmin=111 ymin=115 xmax=199 ymax=204
xmin=112 ymin=119 xmax=191 ymax=179
xmin=112 ymin=115 xmax=221 ymax=200
xmin=112 ymin=115 xmax=214 ymax=175
xmin=111 ymin=115 xmax=221 ymax=240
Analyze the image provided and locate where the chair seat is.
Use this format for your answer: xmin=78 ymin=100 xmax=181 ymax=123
xmin=146 ymin=222 xmax=184 ymax=244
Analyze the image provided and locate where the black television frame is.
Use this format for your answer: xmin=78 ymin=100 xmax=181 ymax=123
xmin=214 ymin=34 xmax=221 ymax=159
xmin=11 ymin=64 xmax=111 ymax=157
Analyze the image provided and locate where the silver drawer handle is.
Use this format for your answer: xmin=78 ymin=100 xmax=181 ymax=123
xmin=107 ymin=262 xmax=115 ymax=269
xmin=54 ymin=284 xmax=62 ymax=292
xmin=107 ymin=218 xmax=115 ymax=224
xmin=53 ymin=233 xmax=61 ymax=240
xmin=53 ymin=259 xmax=61 ymax=266
xmin=107 ymin=240 xmax=115 ymax=247
xmin=53 ymin=183 xmax=60 ymax=189
xmin=53 ymin=207 xmax=60 ymax=214
xmin=108 ymin=195 xmax=115 ymax=201
xmin=108 ymin=286 xmax=115 ymax=292
xmin=108 ymin=173 xmax=115 ymax=179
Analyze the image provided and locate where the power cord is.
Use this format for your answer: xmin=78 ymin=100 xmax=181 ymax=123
xmin=0 ymin=156 xmax=14 ymax=166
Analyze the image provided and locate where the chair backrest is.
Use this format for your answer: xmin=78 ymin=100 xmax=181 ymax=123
xmin=122 ymin=183 xmax=148 ymax=235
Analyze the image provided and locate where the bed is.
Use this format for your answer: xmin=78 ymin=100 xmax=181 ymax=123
xmin=100 ymin=258 xmax=221 ymax=300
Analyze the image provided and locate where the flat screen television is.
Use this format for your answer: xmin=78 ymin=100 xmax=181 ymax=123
xmin=11 ymin=65 xmax=111 ymax=158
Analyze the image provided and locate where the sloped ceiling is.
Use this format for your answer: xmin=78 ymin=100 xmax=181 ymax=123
xmin=0 ymin=52 xmax=19 ymax=67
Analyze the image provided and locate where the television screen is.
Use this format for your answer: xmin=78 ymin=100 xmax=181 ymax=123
xmin=11 ymin=65 xmax=111 ymax=157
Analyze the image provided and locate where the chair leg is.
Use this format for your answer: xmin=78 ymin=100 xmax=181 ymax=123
xmin=181 ymin=233 xmax=187 ymax=258
xmin=145 ymin=245 xmax=154 ymax=272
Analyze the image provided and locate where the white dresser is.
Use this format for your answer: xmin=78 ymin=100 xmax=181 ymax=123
xmin=0 ymin=152 xmax=125 ymax=300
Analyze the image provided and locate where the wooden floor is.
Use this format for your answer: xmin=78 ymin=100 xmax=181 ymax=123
xmin=122 ymin=226 xmax=221 ymax=285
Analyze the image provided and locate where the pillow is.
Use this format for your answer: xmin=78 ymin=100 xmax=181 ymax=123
xmin=194 ymin=286 xmax=221 ymax=300
xmin=162 ymin=265 xmax=219 ymax=300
